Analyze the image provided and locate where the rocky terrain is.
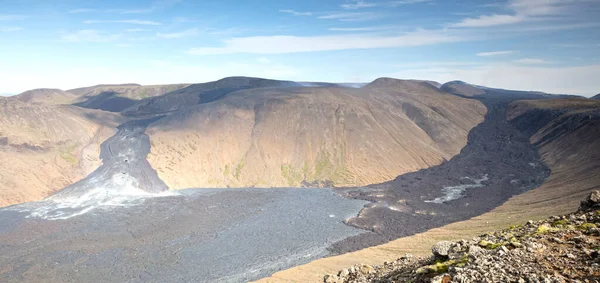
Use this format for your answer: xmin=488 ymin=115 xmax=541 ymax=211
xmin=145 ymin=77 xmax=486 ymax=189
xmin=0 ymin=98 xmax=122 ymax=207
xmin=324 ymin=191 xmax=600 ymax=283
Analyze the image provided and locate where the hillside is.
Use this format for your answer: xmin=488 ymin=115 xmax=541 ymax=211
xmin=0 ymin=98 xmax=123 ymax=207
xmin=69 ymin=83 xmax=189 ymax=112
xmin=256 ymin=97 xmax=600 ymax=282
xmin=592 ymin=94 xmax=600 ymax=100
xmin=146 ymin=78 xmax=486 ymax=190
xmin=10 ymin=88 xmax=79 ymax=105
xmin=122 ymin=76 xmax=298 ymax=116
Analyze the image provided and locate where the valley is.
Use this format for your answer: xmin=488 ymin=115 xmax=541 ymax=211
xmin=0 ymin=77 xmax=598 ymax=283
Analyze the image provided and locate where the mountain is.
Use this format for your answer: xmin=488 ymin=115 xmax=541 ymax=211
xmin=145 ymin=78 xmax=486 ymax=190
xmin=257 ymin=97 xmax=600 ymax=283
xmin=69 ymin=83 xmax=190 ymax=112
xmin=440 ymin=81 xmax=487 ymax=97
xmin=592 ymin=93 xmax=600 ymax=99
xmin=122 ymin=76 xmax=298 ymax=116
xmin=0 ymin=97 xmax=122 ymax=207
xmin=10 ymin=88 xmax=79 ymax=105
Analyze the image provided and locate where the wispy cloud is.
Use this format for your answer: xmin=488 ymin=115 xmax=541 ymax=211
xmin=318 ymin=12 xmax=382 ymax=21
xmin=188 ymin=30 xmax=463 ymax=55
xmin=61 ymin=30 xmax=122 ymax=42
xmin=448 ymin=0 xmax=593 ymax=28
xmin=514 ymin=58 xmax=550 ymax=64
xmin=341 ymin=1 xmax=378 ymax=10
xmin=279 ymin=9 xmax=313 ymax=16
xmin=329 ymin=26 xmax=397 ymax=32
xmin=0 ymin=26 xmax=22 ymax=32
xmin=0 ymin=14 xmax=25 ymax=21
xmin=476 ymin=50 xmax=516 ymax=57
xmin=68 ymin=8 xmax=95 ymax=14
xmin=449 ymin=14 xmax=522 ymax=28
xmin=157 ymin=28 xmax=201 ymax=38
xmin=388 ymin=0 xmax=432 ymax=6
xmin=84 ymin=19 xmax=162 ymax=25
xmin=341 ymin=0 xmax=431 ymax=9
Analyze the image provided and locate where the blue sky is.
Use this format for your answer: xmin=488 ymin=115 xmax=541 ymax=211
xmin=1 ymin=0 xmax=599 ymax=96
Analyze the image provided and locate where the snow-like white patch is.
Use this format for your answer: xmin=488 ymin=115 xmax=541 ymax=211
xmin=424 ymin=174 xmax=489 ymax=204
xmin=9 ymin=174 xmax=176 ymax=220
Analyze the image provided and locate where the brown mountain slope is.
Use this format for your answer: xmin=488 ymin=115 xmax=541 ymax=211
xmin=256 ymin=98 xmax=600 ymax=282
xmin=11 ymin=88 xmax=79 ymax=105
xmin=122 ymin=76 xmax=297 ymax=116
xmin=69 ymin=83 xmax=190 ymax=112
xmin=0 ymin=98 xmax=122 ymax=207
xmin=146 ymin=79 xmax=486 ymax=189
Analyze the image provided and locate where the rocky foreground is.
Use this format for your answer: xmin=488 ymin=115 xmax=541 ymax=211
xmin=325 ymin=192 xmax=600 ymax=283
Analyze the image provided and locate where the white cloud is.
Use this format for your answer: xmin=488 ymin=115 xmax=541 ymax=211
xmin=61 ymin=30 xmax=122 ymax=42
xmin=514 ymin=58 xmax=549 ymax=64
xmin=329 ymin=26 xmax=397 ymax=32
xmin=476 ymin=50 xmax=516 ymax=57
xmin=68 ymin=8 xmax=95 ymax=14
xmin=125 ymin=28 xmax=147 ymax=32
xmin=388 ymin=0 xmax=432 ymax=6
xmin=341 ymin=1 xmax=378 ymax=10
xmin=84 ymin=19 xmax=162 ymax=25
xmin=0 ymin=26 xmax=22 ymax=32
xmin=448 ymin=0 xmax=594 ymax=28
xmin=318 ymin=12 xmax=382 ymax=21
xmin=188 ymin=30 xmax=462 ymax=55
xmin=157 ymin=28 xmax=201 ymax=38
xmin=279 ymin=9 xmax=312 ymax=16
xmin=449 ymin=14 xmax=523 ymax=28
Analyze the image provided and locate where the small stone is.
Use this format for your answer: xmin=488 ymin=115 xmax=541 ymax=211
xmin=338 ymin=268 xmax=349 ymax=278
xmin=432 ymin=241 xmax=455 ymax=259
xmin=324 ymin=274 xmax=340 ymax=283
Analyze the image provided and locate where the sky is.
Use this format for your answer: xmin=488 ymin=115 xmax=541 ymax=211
xmin=1 ymin=0 xmax=599 ymax=96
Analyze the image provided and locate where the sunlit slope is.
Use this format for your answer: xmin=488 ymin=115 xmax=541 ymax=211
xmin=0 ymin=98 xmax=122 ymax=207
xmin=146 ymin=78 xmax=486 ymax=189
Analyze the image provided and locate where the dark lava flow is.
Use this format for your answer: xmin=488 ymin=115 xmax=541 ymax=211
xmin=330 ymin=96 xmax=551 ymax=254
xmin=49 ymin=117 xmax=167 ymax=201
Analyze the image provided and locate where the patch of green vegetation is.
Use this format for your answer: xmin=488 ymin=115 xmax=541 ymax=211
xmin=478 ymin=240 xmax=507 ymax=249
xmin=536 ymin=224 xmax=559 ymax=234
xmin=579 ymin=223 xmax=598 ymax=231
xmin=234 ymin=158 xmax=245 ymax=180
xmin=416 ymin=256 xmax=469 ymax=275
xmin=223 ymin=164 xmax=230 ymax=176
xmin=314 ymin=153 xmax=333 ymax=177
xmin=59 ymin=142 xmax=79 ymax=165
xmin=281 ymin=164 xmax=303 ymax=186
xmin=552 ymin=219 xmax=569 ymax=227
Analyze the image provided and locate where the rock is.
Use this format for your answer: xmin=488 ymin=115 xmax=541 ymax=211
xmin=468 ymin=245 xmax=486 ymax=259
xmin=358 ymin=264 xmax=375 ymax=274
xmin=324 ymin=274 xmax=341 ymax=283
xmin=339 ymin=268 xmax=350 ymax=278
xmin=432 ymin=241 xmax=455 ymax=258
xmin=580 ymin=191 xmax=600 ymax=211
xmin=431 ymin=274 xmax=452 ymax=283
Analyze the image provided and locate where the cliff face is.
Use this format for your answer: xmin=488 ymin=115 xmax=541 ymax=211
xmin=146 ymin=79 xmax=486 ymax=189
xmin=0 ymin=98 xmax=122 ymax=207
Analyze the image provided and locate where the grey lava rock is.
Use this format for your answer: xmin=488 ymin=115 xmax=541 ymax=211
xmin=580 ymin=191 xmax=600 ymax=211
xmin=432 ymin=241 xmax=455 ymax=259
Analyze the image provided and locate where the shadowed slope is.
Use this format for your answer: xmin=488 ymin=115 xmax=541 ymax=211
xmin=146 ymin=78 xmax=486 ymax=189
xmin=122 ymin=76 xmax=299 ymax=116
xmin=69 ymin=83 xmax=189 ymax=112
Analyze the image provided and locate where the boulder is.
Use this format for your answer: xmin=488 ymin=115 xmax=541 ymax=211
xmin=432 ymin=241 xmax=455 ymax=259
xmin=580 ymin=191 xmax=600 ymax=211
